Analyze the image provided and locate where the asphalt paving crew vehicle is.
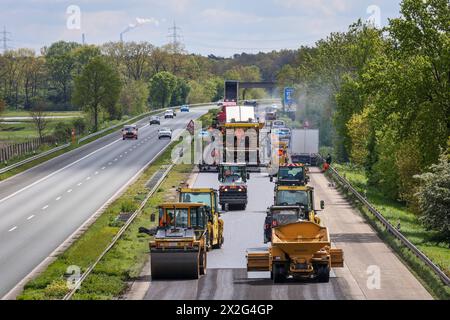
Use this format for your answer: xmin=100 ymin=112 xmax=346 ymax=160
xmin=139 ymin=203 xmax=211 ymax=279
xmin=247 ymin=221 xmax=344 ymax=283
xmin=179 ymin=187 xmax=224 ymax=250
xmin=270 ymin=163 xmax=309 ymax=186
xmin=264 ymin=205 xmax=313 ymax=243
xmin=218 ymin=163 xmax=249 ymax=211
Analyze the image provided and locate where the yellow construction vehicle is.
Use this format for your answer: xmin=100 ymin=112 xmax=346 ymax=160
xmin=139 ymin=203 xmax=210 ymax=279
xmin=179 ymin=187 xmax=224 ymax=250
xmin=247 ymin=221 xmax=344 ymax=283
xmin=274 ymin=185 xmax=323 ymax=224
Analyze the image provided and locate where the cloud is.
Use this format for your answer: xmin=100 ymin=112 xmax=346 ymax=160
xmin=273 ymin=0 xmax=349 ymax=16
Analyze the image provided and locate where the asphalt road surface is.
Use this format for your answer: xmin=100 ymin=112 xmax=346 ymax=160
xmin=0 ymin=106 xmax=212 ymax=298
xmin=143 ymin=169 xmax=432 ymax=300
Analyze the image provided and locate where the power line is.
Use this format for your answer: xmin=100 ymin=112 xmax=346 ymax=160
xmin=1 ymin=26 xmax=12 ymax=53
xmin=167 ymin=21 xmax=183 ymax=52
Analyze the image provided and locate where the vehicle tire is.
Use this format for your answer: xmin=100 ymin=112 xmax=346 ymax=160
xmin=199 ymin=250 xmax=207 ymax=275
xmin=316 ymin=265 xmax=330 ymax=283
xmin=273 ymin=263 xmax=286 ymax=283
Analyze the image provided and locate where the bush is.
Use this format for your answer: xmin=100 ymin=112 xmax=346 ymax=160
xmin=120 ymin=200 xmax=138 ymax=213
xmin=72 ymin=118 xmax=87 ymax=136
xmin=53 ymin=122 xmax=72 ymax=142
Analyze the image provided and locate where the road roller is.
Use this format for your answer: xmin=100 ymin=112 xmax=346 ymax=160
xmin=139 ymin=203 xmax=210 ymax=279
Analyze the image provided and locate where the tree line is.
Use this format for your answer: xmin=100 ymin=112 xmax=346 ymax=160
xmin=276 ymin=0 xmax=449 ymax=240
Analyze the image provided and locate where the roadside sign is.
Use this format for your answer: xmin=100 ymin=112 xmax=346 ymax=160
xmin=284 ymin=87 xmax=294 ymax=106
xmin=187 ymin=120 xmax=195 ymax=135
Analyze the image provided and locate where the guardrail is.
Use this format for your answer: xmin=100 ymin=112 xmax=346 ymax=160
xmin=325 ymin=161 xmax=450 ymax=287
xmin=0 ymin=143 xmax=71 ymax=175
xmin=0 ymin=102 xmax=215 ymax=176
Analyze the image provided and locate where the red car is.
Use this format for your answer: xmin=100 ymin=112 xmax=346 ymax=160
xmin=122 ymin=125 xmax=138 ymax=140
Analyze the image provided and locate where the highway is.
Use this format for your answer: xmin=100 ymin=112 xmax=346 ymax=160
xmin=142 ymin=169 xmax=432 ymax=300
xmin=138 ymin=103 xmax=433 ymax=300
xmin=0 ymin=106 xmax=212 ymax=298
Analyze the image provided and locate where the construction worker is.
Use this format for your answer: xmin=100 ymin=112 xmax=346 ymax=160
xmin=326 ymin=154 xmax=332 ymax=165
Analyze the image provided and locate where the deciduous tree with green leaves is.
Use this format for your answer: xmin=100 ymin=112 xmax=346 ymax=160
xmin=72 ymin=57 xmax=122 ymax=131
xmin=148 ymin=71 xmax=177 ymax=108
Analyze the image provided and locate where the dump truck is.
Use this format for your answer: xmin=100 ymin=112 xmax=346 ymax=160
xmin=218 ymin=163 xmax=249 ymax=211
xmin=247 ymin=221 xmax=344 ymax=283
xmin=179 ymin=187 xmax=224 ymax=250
xmin=138 ymin=203 xmax=210 ymax=279
xmin=270 ymin=163 xmax=309 ymax=186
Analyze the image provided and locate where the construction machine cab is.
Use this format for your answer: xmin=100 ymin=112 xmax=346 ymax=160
xmin=218 ymin=163 xmax=250 ymax=183
xmin=270 ymin=164 xmax=309 ymax=186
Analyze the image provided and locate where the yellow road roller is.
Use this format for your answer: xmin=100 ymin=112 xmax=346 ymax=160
xmin=139 ymin=202 xmax=210 ymax=279
xmin=247 ymin=221 xmax=344 ymax=283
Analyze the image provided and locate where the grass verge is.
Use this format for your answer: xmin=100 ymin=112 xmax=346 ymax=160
xmin=17 ymin=110 xmax=215 ymax=300
xmin=327 ymin=164 xmax=450 ymax=300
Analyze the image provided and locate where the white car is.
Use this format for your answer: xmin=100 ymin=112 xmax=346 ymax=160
xmin=164 ymin=110 xmax=175 ymax=119
xmin=158 ymin=127 xmax=172 ymax=139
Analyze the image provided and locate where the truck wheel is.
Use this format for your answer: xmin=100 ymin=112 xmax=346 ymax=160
xmin=316 ymin=265 xmax=330 ymax=283
xmin=273 ymin=264 xmax=286 ymax=283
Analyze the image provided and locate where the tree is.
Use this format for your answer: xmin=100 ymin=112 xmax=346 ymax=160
xmin=415 ymin=152 xmax=450 ymax=242
xmin=72 ymin=57 xmax=122 ymax=131
xmin=29 ymin=99 xmax=48 ymax=141
xmin=170 ymin=77 xmax=190 ymax=106
xmin=44 ymin=41 xmax=80 ymax=105
xmin=148 ymin=71 xmax=177 ymax=108
xmin=119 ymin=80 xmax=149 ymax=116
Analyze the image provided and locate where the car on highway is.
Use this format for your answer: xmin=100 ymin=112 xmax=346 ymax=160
xmin=164 ymin=110 xmax=175 ymax=119
xmin=149 ymin=116 xmax=160 ymax=125
xmin=244 ymin=100 xmax=257 ymax=107
xmin=271 ymin=120 xmax=286 ymax=128
xmin=158 ymin=127 xmax=172 ymax=139
xmin=122 ymin=124 xmax=138 ymax=140
xmin=217 ymin=99 xmax=224 ymax=106
xmin=180 ymin=105 xmax=190 ymax=112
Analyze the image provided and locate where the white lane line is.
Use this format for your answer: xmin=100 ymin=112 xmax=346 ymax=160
xmin=108 ymin=162 xmax=112 ymax=165
xmin=56 ymin=196 xmax=62 ymax=201
xmin=102 ymin=166 xmax=106 ymax=170
xmin=77 ymin=182 xmax=82 ymax=186
xmin=86 ymin=176 xmax=91 ymax=180
xmin=8 ymin=226 xmax=17 ymax=232
xmin=27 ymin=215 xmax=35 ymax=220
xmin=42 ymin=205 xmax=49 ymax=210
xmin=67 ymin=189 xmax=73 ymax=193
xmin=120 ymin=155 xmax=123 ymax=158
xmin=114 ymin=158 xmax=118 ymax=161
xmin=125 ymin=152 xmax=128 ymax=154
xmin=95 ymin=171 xmax=99 ymax=175
xmin=0 ymin=136 xmax=124 ymax=205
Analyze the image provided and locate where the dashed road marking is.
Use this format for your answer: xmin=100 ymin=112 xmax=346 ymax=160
xmin=56 ymin=196 xmax=62 ymax=201
xmin=27 ymin=215 xmax=35 ymax=220
xmin=86 ymin=176 xmax=91 ymax=180
xmin=102 ymin=167 xmax=106 ymax=170
xmin=77 ymin=182 xmax=82 ymax=186
xmin=8 ymin=226 xmax=17 ymax=232
xmin=67 ymin=189 xmax=73 ymax=193
xmin=42 ymin=205 xmax=49 ymax=210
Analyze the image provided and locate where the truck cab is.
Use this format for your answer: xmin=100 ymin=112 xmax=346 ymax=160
xmin=274 ymin=185 xmax=323 ymax=222
xmin=270 ymin=163 xmax=309 ymax=186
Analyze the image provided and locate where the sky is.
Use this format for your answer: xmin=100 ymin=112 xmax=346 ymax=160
xmin=1 ymin=0 xmax=402 ymax=57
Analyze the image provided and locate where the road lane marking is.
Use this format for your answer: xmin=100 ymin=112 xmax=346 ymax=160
xmin=8 ymin=226 xmax=17 ymax=232
xmin=102 ymin=167 xmax=106 ymax=170
xmin=42 ymin=205 xmax=49 ymax=210
xmin=67 ymin=189 xmax=73 ymax=193
xmin=114 ymin=158 xmax=118 ymax=161
xmin=56 ymin=196 xmax=62 ymax=201
xmin=0 ymin=137 xmax=123 ymax=205
xmin=95 ymin=171 xmax=99 ymax=175
xmin=27 ymin=215 xmax=35 ymax=220
xmin=108 ymin=162 xmax=112 ymax=165
xmin=77 ymin=182 xmax=82 ymax=186
xmin=86 ymin=177 xmax=91 ymax=180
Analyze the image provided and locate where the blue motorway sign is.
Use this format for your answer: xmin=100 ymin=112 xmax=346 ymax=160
xmin=284 ymin=87 xmax=294 ymax=106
